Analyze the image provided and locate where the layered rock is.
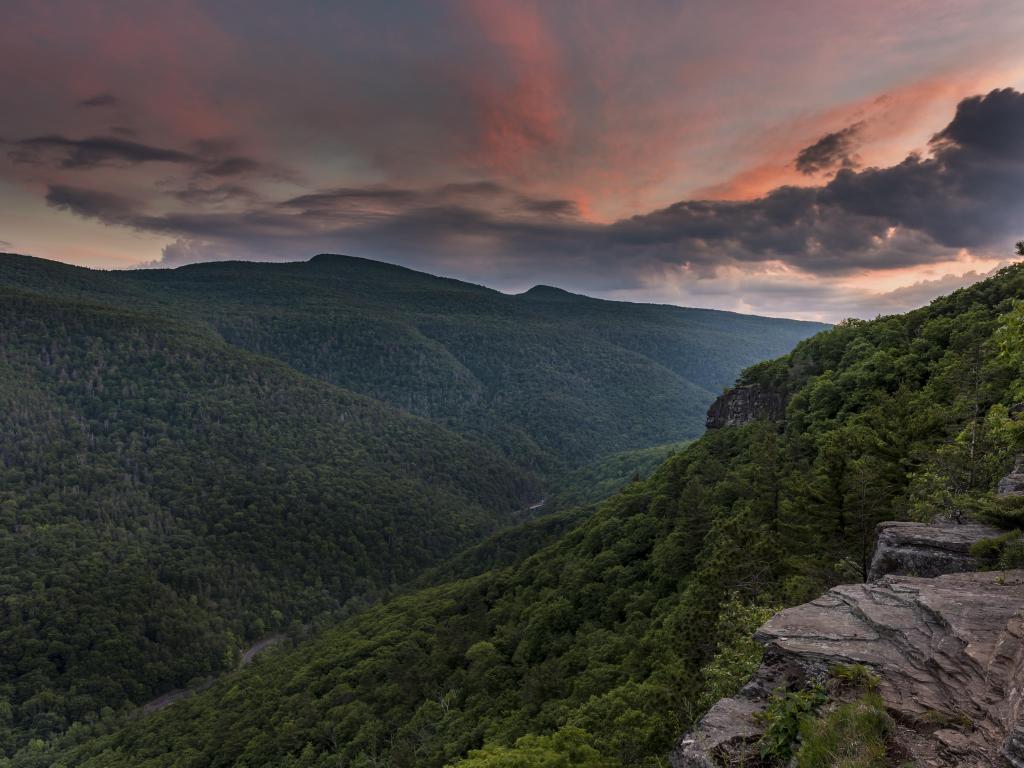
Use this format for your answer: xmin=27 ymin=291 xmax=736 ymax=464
xmin=673 ymin=571 xmax=1024 ymax=767
xmin=868 ymin=520 xmax=1002 ymax=581
xmin=705 ymin=384 xmax=785 ymax=429
xmin=673 ymin=522 xmax=1024 ymax=768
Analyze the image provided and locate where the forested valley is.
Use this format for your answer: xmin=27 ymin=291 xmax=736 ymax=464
xmin=4 ymin=256 xmax=1024 ymax=767
xmin=0 ymin=253 xmax=823 ymax=762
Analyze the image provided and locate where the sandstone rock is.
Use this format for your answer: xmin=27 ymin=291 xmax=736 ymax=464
xmin=671 ymin=570 xmax=1024 ymax=768
xmin=705 ymin=384 xmax=785 ymax=429
xmin=868 ymin=520 xmax=1003 ymax=581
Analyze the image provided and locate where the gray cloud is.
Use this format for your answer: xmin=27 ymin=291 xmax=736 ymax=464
xmin=794 ymin=121 xmax=865 ymax=174
xmin=11 ymin=135 xmax=196 ymax=168
xmin=78 ymin=93 xmax=120 ymax=108
xmin=46 ymin=184 xmax=139 ymax=224
xmin=37 ymin=88 xmax=1024 ymax=310
xmin=9 ymin=134 xmax=275 ymax=181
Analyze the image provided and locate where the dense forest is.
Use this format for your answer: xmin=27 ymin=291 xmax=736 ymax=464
xmin=0 ymin=253 xmax=822 ymax=761
xmin=0 ymin=253 xmax=826 ymax=474
xmin=0 ymin=287 xmax=539 ymax=757
xmin=13 ymin=259 xmax=1024 ymax=767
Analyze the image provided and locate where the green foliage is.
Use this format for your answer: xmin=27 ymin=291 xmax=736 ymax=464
xmin=756 ymin=685 xmax=827 ymax=763
xmin=794 ymin=692 xmax=892 ymax=768
xmin=970 ymin=530 xmax=1024 ymax=569
xmin=697 ymin=596 xmax=777 ymax=712
xmin=548 ymin=442 xmax=688 ymax=510
xmin=9 ymin=256 xmax=1024 ymax=767
xmin=830 ymin=664 xmax=880 ymax=692
xmin=0 ymin=288 xmax=538 ymax=755
xmin=0 ymin=253 xmax=826 ymax=474
xmin=449 ymin=726 xmax=619 ymax=768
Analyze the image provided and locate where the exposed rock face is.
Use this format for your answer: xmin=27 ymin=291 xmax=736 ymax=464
xmin=674 ymin=571 xmax=1024 ymax=767
xmin=705 ymin=384 xmax=785 ymax=429
xmin=868 ymin=520 xmax=1002 ymax=581
xmin=672 ymin=523 xmax=1024 ymax=768
xmin=999 ymin=456 xmax=1024 ymax=497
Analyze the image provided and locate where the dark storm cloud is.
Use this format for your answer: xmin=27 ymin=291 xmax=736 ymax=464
xmin=45 ymin=184 xmax=139 ymax=224
xmin=78 ymin=92 xmax=119 ymax=108
xmin=794 ymin=121 xmax=865 ymax=174
xmin=11 ymin=135 xmax=196 ymax=168
xmin=930 ymin=87 xmax=1024 ymax=157
xmin=37 ymin=88 xmax=1024 ymax=288
xmin=9 ymin=134 xmax=274 ymax=181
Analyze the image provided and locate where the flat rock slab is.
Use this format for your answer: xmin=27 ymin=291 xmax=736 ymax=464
xmin=673 ymin=570 xmax=1024 ymax=767
xmin=868 ymin=521 xmax=1003 ymax=581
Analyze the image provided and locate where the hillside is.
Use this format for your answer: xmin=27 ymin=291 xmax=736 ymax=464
xmin=0 ymin=253 xmax=824 ymax=760
xmin=27 ymin=262 xmax=1024 ymax=767
xmin=0 ymin=286 xmax=538 ymax=757
xmin=0 ymin=253 xmax=827 ymax=473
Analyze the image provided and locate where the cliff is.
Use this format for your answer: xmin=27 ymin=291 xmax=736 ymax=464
xmin=673 ymin=522 xmax=1023 ymax=768
xmin=705 ymin=384 xmax=786 ymax=429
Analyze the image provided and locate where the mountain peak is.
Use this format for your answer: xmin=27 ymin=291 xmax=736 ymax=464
xmin=519 ymin=284 xmax=578 ymax=301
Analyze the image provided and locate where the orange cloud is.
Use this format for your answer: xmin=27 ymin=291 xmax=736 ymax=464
xmin=456 ymin=0 xmax=568 ymax=177
xmin=691 ymin=65 xmax=1024 ymax=201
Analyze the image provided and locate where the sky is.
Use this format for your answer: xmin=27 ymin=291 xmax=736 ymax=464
xmin=3 ymin=1 xmax=1024 ymax=321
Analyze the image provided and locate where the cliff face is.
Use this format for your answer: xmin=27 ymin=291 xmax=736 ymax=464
xmin=705 ymin=384 xmax=785 ymax=429
xmin=673 ymin=522 xmax=1023 ymax=768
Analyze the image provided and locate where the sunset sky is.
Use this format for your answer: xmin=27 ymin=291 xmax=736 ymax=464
xmin=4 ymin=0 xmax=1024 ymax=320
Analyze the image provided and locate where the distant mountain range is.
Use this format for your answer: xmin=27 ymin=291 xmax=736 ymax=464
xmin=0 ymin=252 xmax=827 ymax=473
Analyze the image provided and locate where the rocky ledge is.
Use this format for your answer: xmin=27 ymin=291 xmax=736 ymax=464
xmin=673 ymin=523 xmax=1024 ymax=768
xmin=705 ymin=384 xmax=786 ymax=429
xmin=868 ymin=520 xmax=1003 ymax=581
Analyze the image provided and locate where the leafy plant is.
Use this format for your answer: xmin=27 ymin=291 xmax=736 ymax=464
xmin=755 ymin=685 xmax=827 ymax=763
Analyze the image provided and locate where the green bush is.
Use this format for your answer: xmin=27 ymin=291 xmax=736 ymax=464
xmin=970 ymin=530 xmax=1024 ymax=569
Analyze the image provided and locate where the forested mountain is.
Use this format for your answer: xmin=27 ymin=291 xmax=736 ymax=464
xmin=0 ymin=287 xmax=539 ymax=757
xmin=0 ymin=253 xmax=826 ymax=473
xmin=27 ymin=260 xmax=1024 ymax=768
xmin=0 ymin=252 xmax=823 ymax=761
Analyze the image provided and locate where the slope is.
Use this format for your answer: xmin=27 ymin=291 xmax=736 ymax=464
xmin=0 ymin=285 xmax=537 ymax=757
xmin=0 ymin=252 xmax=828 ymax=473
xmin=36 ymin=260 xmax=1024 ymax=768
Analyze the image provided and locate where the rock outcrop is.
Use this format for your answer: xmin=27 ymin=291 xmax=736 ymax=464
xmin=999 ymin=456 xmax=1024 ymax=497
xmin=673 ymin=523 xmax=1024 ymax=768
xmin=705 ymin=384 xmax=785 ymax=429
xmin=868 ymin=520 xmax=1002 ymax=581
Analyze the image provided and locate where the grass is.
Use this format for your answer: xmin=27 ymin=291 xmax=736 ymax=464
xmin=794 ymin=691 xmax=893 ymax=768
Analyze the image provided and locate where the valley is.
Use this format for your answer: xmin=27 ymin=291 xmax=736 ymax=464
xmin=3 ymin=255 xmax=1023 ymax=767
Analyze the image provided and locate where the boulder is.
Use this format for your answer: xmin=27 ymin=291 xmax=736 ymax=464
xmin=868 ymin=520 xmax=1003 ymax=581
xmin=705 ymin=384 xmax=785 ymax=429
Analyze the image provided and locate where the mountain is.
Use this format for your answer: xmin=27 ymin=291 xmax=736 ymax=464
xmin=32 ymin=261 xmax=1024 ymax=768
xmin=0 ymin=252 xmax=824 ymax=760
xmin=0 ymin=286 xmax=538 ymax=757
xmin=0 ymin=253 xmax=827 ymax=474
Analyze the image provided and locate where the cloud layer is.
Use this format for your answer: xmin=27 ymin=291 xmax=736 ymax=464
xmin=2 ymin=1 xmax=1024 ymax=319
xmin=24 ymin=89 xmax=1024 ymax=311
